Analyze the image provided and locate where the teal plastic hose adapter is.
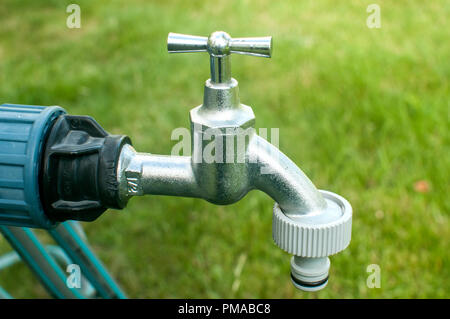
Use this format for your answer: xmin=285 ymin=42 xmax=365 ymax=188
xmin=0 ymin=104 xmax=66 ymax=228
xmin=0 ymin=104 xmax=132 ymax=228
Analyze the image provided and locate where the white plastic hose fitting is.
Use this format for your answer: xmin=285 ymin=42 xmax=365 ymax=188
xmin=272 ymin=190 xmax=352 ymax=291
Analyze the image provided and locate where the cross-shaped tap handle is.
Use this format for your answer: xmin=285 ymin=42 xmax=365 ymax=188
xmin=167 ymin=31 xmax=272 ymax=83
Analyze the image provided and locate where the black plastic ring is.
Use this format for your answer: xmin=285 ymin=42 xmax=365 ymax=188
xmin=290 ymin=273 xmax=329 ymax=288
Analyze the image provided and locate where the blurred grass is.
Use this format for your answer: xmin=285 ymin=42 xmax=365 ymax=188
xmin=0 ymin=0 xmax=448 ymax=298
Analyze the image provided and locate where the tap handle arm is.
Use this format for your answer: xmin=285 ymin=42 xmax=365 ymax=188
xmin=167 ymin=33 xmax=208 ymax=53
xmin=229 ymin=37 xmax=272 ymax=58
xmin=168 ymin=32 xmax=272 ymax=57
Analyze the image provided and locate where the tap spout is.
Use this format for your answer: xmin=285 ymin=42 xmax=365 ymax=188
xmin=247 ymin=134 xmax=327 ymax=216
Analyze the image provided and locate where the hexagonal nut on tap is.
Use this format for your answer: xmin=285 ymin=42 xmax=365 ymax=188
xmin=272 ymin=190 xmax=352 ymax=291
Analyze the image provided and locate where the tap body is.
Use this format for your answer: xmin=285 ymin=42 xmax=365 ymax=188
xmin=117 ymin=120 xmax=327 ymax=218
xmin=115 ymin=31 xmax=352 ymax=291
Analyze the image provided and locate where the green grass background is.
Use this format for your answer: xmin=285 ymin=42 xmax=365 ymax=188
xmin=0 ymin=0 xmax=448 ymax=298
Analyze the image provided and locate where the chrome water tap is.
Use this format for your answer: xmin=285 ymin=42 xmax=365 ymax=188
xmin=116 ymin=31 xmax=352 ymax=291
